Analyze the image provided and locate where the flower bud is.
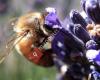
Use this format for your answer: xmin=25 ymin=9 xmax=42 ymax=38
xmin=82 ymin=0 xmax=100 ymax=24
xmin=70 ymin=10 xmax=87 ymax=29
xmin=86 ymin=40 xmax=97 ymax=49
xmin=74 ymin=24 xmax=91 ymax=43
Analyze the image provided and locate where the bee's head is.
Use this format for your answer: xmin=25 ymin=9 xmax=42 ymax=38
xmin=11 ymin=8 xmax=61 ymax=37
xmin=12 ymin=12 xmax=44 ymax=35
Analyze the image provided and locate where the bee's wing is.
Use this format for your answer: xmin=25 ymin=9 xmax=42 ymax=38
xmin=0 ymin=18 xmax=18 ymax=64
xmin=0 ymin=32 xmax=17 ymax=64
xmin=0 ymin=28 xmax=28 ymax=64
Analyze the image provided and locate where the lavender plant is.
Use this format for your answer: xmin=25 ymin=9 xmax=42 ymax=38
xmin=43 ymin=0 xmax=100 ymax=80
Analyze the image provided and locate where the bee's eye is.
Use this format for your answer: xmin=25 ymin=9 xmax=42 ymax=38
xmin=44 ymin=24 xmax=54 ymax=31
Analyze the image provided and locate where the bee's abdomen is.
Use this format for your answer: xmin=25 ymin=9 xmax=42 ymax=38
xmin=15 ymin=35 xmax=54 ymax=67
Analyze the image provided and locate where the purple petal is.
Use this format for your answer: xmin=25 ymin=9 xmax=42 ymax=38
xmin=86 ymin=50 xmax=100 ymax=65
xmin=45 ymin=13 xmax=61 ymax=28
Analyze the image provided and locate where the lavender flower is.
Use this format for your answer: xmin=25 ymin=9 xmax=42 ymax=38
xmin=65 ymin=24 xmax=90 ymax=43
xmin=86 ymin=50 xmax=100 ymax=66
xmin=81 ymin=11 xmax=92 ymax=24
xmin=52 ymin=27 xmax=85 ymax=61
xmin=44 ymin=7 xmax=62 ymax=29
xmin=74 ymin=24 xmax=91 ymax=43
xmin=86 ymin=40 xmax=97 ymax=50
xmin=70 ymin=10 xmax=87 ymax=29
xmin=90 ymin=65 xmax=100 ymax=80
xmin=81 ymin=0 xmax=100 ymax=24
xmin=81 ymin=0 xmax=86 ymax=11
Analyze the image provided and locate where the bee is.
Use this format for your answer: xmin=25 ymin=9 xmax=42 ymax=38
xmin=0 ymin=11 xmax=56 ymax=67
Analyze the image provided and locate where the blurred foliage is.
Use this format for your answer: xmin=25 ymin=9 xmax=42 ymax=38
xmin=0 ymin=0 xmax=81 ymax=80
